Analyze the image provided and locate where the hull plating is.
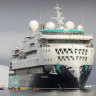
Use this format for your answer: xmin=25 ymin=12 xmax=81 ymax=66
xmin=8 ymin=64 xmax=92 ymax=89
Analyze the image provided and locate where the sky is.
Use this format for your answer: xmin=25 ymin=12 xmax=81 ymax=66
xmin=0 ymin=0 xmax=96 ymax=84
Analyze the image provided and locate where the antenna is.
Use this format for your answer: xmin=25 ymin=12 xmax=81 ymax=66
xmin=18 ymin=41 xmax=21 ymax=48
xmin=81 ymin=1 xmax=84 ymax=26
xmin=51 ymin=4 xmax=65 ymax=29
xmin=40 ymin=0 xmax=43 ymax=24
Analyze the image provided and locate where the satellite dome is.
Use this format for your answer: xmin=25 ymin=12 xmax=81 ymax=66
xmin=65 ymin=21 xmax=75 ymax=30
xmin=29 ymin=20 xmax=39 ymax=32
xmin=46 ymin=22 xmax=55 ymax=29
xmin=77 ymin=25 xmax=83 ymax=30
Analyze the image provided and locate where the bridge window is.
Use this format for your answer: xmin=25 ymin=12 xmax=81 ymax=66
xmin=48 ymin=39 xmax=90 ymax=44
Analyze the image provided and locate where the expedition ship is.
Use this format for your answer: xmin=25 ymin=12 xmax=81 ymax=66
xmin=9 ymin=4 xmax=94 ymax=89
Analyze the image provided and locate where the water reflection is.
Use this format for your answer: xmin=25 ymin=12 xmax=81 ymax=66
xmin=0 ymin=87 xmax=95 ymax=96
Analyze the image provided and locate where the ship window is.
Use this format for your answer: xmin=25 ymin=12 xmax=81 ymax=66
xmin=85 ymin=49 xmax=88 ymax=55
xmin=79 ymin=49 xmax=81 ymax=54
xmin=68 ymin=49 xmax=72 ymax=53
xmin=30 ymin=60 xmax=31 ymax=65
xmin=66 ymin=56 xmax=70 ymax=60
xmin=27 ymin=50 xmax=37 ymax=55
xmin=76 ymin=56 xmax=79 ymax=60
xmin=58 ymin=49 xmax=61 ymax=54
xmin=55 ymin=48 xmax=74 ymax=55
xmin=56 ymin=49 xmax=60 ymax=54
xmin=60 ymin=40 xmax=66 ymax=43
xmin=64 ymin=57 xmax=66 ymax=61
xmin=82 ymin=57 xmax=84 ymax=61
xmin=48 ymin=39 xmax=90 ymax=44
xmin=58 ymin=56 xmax=62 ymax=61
xmin=79 ymin=56 xmax=82 ymax=60
xmin=40 ymin=45 xmax=42 ymax=47
xmin=66 ymin=49 xmax=68 ymax=54
xmin=55 ymin=49 xmax=57 ymax=52
xmin=61 ymin=49 xmax=64 ymax=54
xmin=74 ymin=49 xmax=78 ymax=54
xmin=58 ymin=56 xmax=60 ymax=60
xmin=62 ymin=56 xmax=64 ymax=60
xmin=82 ymin=49 xmax=85 ymax=55
xmin=59 ymin=49 xmax=62 ymax=52
xmin=60 ymin=57 xmax=62 ymax=61
xmin=30 ymin=43 xmax=34 ymax=47
xmin=70 ymin=56 xmax=74 ymax=60
xmin=31 ymin=60 xmax=32 ymax=64
xmin=64 ymin=49 xmax=66 ymax=52
xmin=72 ymin=56 xmax=74 ymax=60
xmin=85 ymin=57 xmax=87 ymax=61
xmin=27 ymin=60 xmax=29 ymax=65
xmin=66 ymin=40 xmax=72 ymax=43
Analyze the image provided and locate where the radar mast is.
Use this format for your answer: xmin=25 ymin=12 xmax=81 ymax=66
xmin=51 ymin=4 xmax=65 ymax=29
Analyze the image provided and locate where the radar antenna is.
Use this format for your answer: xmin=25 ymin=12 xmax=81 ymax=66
xmin=51 ymin=4 xmax=65 ymax=29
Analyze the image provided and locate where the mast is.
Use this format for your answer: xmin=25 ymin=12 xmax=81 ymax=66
xmin=51 ymin=4 xmax=65 ymax=29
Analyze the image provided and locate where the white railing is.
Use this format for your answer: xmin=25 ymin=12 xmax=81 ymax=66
xmin=39 ymin=34 xmax=93 ymax=40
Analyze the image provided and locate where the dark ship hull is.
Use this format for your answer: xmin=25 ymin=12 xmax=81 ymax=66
xmin=8 ymin=64 xmax=92 ymax=90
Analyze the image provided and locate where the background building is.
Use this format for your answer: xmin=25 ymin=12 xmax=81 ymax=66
xmin=0 ymin=65 xmax=9 ymax=88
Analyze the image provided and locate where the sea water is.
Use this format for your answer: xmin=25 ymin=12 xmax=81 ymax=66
xmin=0 ymin=85 xmax=96 ymax=96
